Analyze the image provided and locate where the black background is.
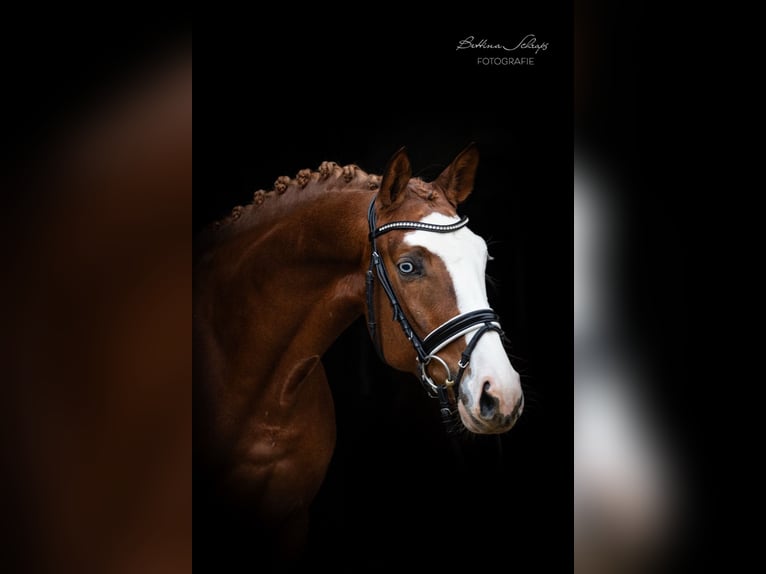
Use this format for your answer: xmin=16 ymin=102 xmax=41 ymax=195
xmin=195 ymin=10 xmax=573 ymax=574
xmin=0 ymin=5 xmax=716 ymax=573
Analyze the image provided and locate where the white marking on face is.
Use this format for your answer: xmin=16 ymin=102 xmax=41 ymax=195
xmin=404 ymin=213 xmax=522 ymax=430
xmin=404 ymin=214 xmax=490 ymax=310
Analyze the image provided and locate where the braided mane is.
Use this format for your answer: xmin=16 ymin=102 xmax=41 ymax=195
xmin=198 ymin=161 xmax=381 ymax=248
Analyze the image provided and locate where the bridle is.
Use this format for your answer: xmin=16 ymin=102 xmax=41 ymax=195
xmin=365 ymin=198 xmax=504 ymax=433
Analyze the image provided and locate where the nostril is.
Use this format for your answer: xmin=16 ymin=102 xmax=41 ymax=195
xmin=479 ymin=380 xmax=498 ymax=419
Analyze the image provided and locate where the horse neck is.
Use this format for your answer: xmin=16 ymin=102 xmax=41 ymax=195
xmin=200 ymin=188 xmax=374 ymax=377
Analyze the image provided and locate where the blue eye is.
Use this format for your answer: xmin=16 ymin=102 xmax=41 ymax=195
xmin=398 ymin=261 xmax=415 ymax=274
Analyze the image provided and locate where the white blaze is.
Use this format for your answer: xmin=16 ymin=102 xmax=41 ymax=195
xmin=403 ymin=213 xmax=521 ymax=416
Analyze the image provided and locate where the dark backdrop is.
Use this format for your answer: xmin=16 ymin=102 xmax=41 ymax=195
xmin=195 ymin=12 xmax=572 ymax=573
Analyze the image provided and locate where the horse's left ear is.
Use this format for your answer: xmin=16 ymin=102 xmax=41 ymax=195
xmin=435 ymin=143 xmax=479 ymax=206
xmin=379 ymin=146 xmax=412 ymax=209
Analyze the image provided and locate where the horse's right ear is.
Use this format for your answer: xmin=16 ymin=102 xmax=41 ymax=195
xmin=379 ymin=147 xmax=412 ymax=208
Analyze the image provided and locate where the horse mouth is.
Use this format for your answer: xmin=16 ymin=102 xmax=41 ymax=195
xmin=458 ymin=403 xmax=518 ymax=435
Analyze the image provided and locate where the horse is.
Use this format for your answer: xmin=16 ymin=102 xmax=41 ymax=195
xmin=193 ymin=144 xmax=524 ymax=568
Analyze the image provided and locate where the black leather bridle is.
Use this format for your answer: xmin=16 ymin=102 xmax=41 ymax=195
xmin=365 ymin=198 xmax=504 ymax=432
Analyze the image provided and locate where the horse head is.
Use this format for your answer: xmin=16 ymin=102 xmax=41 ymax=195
xmin=367 ymin=145 xmax=524 ymax=434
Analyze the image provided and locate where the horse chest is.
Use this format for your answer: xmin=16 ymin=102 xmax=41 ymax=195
xmin=232 ymin=363 xmax=337 ymax=498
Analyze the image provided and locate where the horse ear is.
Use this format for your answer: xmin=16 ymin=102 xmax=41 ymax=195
xmin=435 ymin=143 xmax=479 ymax=206
xmin=379 ymin=146 xmax=412 ymax=208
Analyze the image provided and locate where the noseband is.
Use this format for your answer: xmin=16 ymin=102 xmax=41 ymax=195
xmin=365 ymin=199 xmax=504 ymax=432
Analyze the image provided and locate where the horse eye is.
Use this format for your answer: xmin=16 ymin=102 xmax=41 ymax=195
xmin=398 ymin=261 xmax=415 ymax=274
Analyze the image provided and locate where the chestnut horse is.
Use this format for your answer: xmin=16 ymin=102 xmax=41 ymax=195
xmin=193 ymin=144 xmax=524 ymax=566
